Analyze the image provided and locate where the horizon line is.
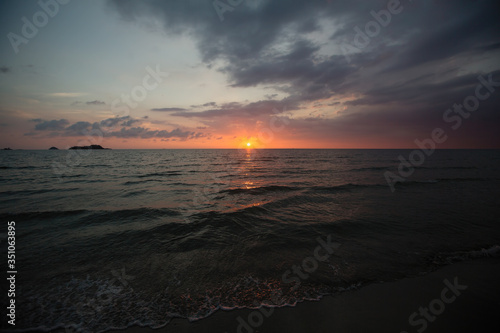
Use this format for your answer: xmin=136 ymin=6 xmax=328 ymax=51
xmin=3 ymin=148 xmax=500 ymax=150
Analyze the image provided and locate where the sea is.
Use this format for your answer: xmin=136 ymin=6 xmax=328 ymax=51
xmin=1 ymin=149 xmax=499 ymax=332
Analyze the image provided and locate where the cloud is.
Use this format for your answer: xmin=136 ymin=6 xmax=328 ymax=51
xmin=151 ymin=107 xmax=187 ymax=112
xmin=121 ymin=118 xmax=141 ymax=126
xmin=0 ymin=66 xmax=11 ymax=74
xmin=344 ymin=69 xmax=500 ymax=112
xmin=108 ymin=0 xmax=500 ymax=104
xmin=86 ymin=100 xmax=106 ymax=105
xmin=104 ymin=127 xmax=196 ymax=139
xmin=49 ymin=92 xmax=88 ymax=98
xmin=34 ymin=119 xmax=70 ymax=131
xmin=100 ymin=116 xmax=140 ymax=128
xmin=66 ymin=121 xmax=92 ymax=131
xmin=56 ymin=0 xmax=499 ymax=147
xmin=108 ymin=1 xmax=351 ymax=106
xmin=26 ymin=116 xmax=206 ymax=140
xmin=63 ymin=121 xmax=93 ymax=136
xmin=71 ymin=100 xmax=106 ymax=106
xmin=381 ymin=2 xmax=500 ymax=73
xmin=191 ymin=102 xmax=217 ymax=108
xmin=170 ymin=99 xmax=293 ymax=119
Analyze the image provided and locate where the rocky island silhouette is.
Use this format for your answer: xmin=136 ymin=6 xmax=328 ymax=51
xmin=68 ymin=145 xmax=110 ymax=150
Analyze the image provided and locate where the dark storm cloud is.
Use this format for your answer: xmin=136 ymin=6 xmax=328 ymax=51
xmin=381 ymin=0 xmax=500 ymax=73
xmin=345 ymin=70 xmax=500 ymax=108
xmin=107 ymin=0 xmax=366 ymax=104
xmin=108 ymin=0 xmax=500 ymax=147
xmin=108 ymin=0 xmax=499 ymax=88
xmin=108 ymin=0 xmax=333 ymax=60
xmin=220 ymin=39 xmax=357 ymax=101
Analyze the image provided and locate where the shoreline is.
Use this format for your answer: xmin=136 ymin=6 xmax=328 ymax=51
xmin=150 ymin=257 xmax=500 ymax=333
xmin=27 ymin=256 xmax=500 ymax=333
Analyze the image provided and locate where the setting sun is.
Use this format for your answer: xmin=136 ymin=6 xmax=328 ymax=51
xmin=246 ymin=142 xmax=251 ymax=147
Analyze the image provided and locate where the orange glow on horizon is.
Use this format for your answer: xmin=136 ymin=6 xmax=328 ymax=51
xmin=9 ymin=129 xmax=423 ymax=149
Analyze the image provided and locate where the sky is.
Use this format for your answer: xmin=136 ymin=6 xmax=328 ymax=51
xmin=0 ymin=0 xmax=499 ymax=149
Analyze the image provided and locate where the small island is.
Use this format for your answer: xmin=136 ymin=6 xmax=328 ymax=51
xmin=69 ymin=145 xmax=111 ymax=150
xmin=2 ymin=148 xmax=13 ymax=150
xmin=49 ymin=147 xmax=59 ymax=150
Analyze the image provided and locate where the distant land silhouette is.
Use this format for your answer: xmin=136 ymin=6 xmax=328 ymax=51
xmin=69 ymin=145 xmax=110 ymax=150
xmin=49 ymin=147 xmax=59 ymax=150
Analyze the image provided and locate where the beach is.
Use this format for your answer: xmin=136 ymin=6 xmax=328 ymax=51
xmin=107 ymin=257 xmax=500 ymax=333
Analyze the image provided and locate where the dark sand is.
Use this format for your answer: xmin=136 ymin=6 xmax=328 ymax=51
xmin=42 ymin=257 xmax=500 ymax=333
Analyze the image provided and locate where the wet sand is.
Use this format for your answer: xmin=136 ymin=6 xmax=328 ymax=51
xmin=102 ymin=257 xmax=500 ymax=333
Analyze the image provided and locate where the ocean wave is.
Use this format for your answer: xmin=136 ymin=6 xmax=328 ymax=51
xmin=17 ymin=241 xmax=499 ymax=333
xmin=394 ymin=177 xmax=487 ymax=188
xmin=220 ymin=185 xmax=299 ymax=195
xmin=121 ymin=190 xmax=150 ymax=197
xmin=79 ymin=164 xmax=112 ymax=168
xmin=349 ymin=165 xmax=477 ymax=172
xmin=414 ymin=166 xmax=478 ymax=170
xmin=278 ymin=169 xmax=310 ymax=175
xmin=349 ymin=166 xmax=390 ymax=171
xmin=435 ymin=177 xmax=486 ymax=182
xmin=61 ymin=174 xmax=86 ymax=178
xmin=431 ymin=245 xmax=500 ymax=266
xmin=0 ymin=187 xmax=80 ymax=196
xmin=252 ymin=158 xmax=275 ymax=162
xmin=88 ymin=207 xmax=181 ymax=221
xmin=17 ymin=271 xmax=356 ymax=333
xmin=123 ymin=179 xmax=162 ymax=185
xmin=306 ymin=183 xmax=384 ymax=193
xmin=63 ymin=179 xmax=104 ymax=183
xmin=0 ymin=207 xmax=180 ymax=224
xmin=137 ymin=171 xmax=183 ymax=178
xmin=0 ymin=165 xmax=46 ymax=170
xmin=210 ymin=162 xmax=241 ymax=166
